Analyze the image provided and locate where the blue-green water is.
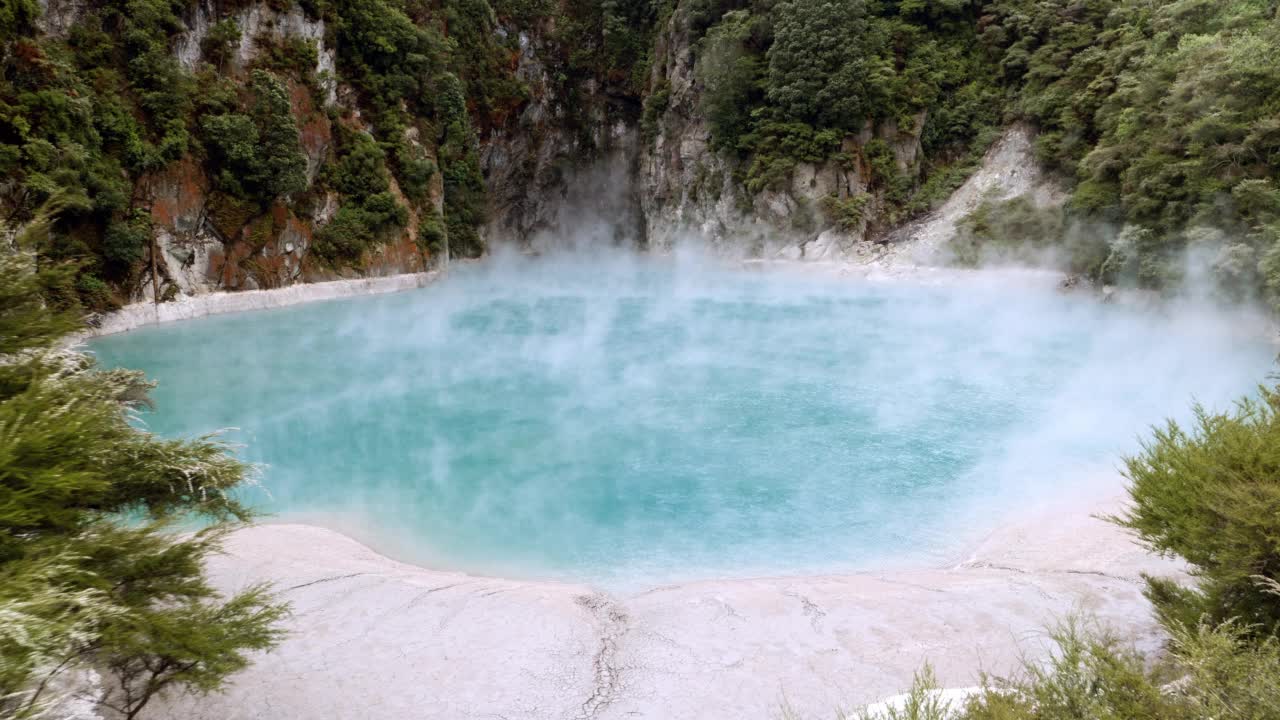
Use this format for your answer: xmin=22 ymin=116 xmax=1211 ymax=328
xmin=89 ymin=257 xmax=1276 ymax=584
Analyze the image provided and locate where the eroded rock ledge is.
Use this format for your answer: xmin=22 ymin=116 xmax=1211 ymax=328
xmin=84 ymin=271 xmax=437 ymax=337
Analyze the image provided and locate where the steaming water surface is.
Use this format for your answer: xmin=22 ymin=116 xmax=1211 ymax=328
xmin=90 ymin=257 xmax=1276 ymax=584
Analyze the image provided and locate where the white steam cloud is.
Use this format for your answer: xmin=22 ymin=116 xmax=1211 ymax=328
xmin=91 ymin=248 xmax=1278 ymax=587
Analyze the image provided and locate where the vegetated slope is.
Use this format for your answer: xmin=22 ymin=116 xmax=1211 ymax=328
xmin=5 ymin=0 xmax=1280 ymax=311
xmin=1 ymin=0 xmax=659 ymax=310
xmin=955 ymin=0 xmax=1280 ymax=306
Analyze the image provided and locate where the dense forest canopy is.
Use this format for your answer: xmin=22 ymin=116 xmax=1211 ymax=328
xmin=2 ymin=0 xmax=1280 ymax=308
xmin=686 ymin=0 xmax=1280 ymax=302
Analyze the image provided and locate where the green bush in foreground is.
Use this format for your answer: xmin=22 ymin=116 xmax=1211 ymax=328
xmin=0 ymin=207 xmax=288 ymax=719
xmin=848 ymin=620 xmax=1280 ymax=720
xmin=1115 ymin=387 xmax=1280 ymax=638
xmin=792 ymin=619 xmax=1279 ymax=720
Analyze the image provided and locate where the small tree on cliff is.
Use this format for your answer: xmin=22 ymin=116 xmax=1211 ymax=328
xmin=200 ymin=70 xmax=308 ymax=203
xmin=0 ymin=205 xmax=288 ymax=719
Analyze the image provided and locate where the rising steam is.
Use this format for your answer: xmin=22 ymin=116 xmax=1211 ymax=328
xmin=90 ymin=249 xmax=1277 ymax=586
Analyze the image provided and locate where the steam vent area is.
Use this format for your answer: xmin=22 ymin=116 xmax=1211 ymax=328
xmin=9 ymin=1 xmax=1280 ymax=719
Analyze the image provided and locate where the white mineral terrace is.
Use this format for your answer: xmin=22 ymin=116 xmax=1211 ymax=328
xmin=83 ymin=271 xmax=439 ymax=337
xmin=154 ymin=492 xmax=1176 ymax=719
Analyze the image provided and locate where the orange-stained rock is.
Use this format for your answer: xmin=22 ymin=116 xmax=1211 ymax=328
xmin=363 ymin=232 xmax=427 ymax=277
xmin=138 ymin=156 xmax=220 ymax=299
xmin=290 ymin=79 xmax=333 ymax=183
xmin=146 ymin=157 xmax=208 ymax=232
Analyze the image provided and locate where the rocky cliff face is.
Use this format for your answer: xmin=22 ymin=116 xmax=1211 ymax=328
xmin=477 ymin=24 xmax=645 ymax=252
xmin=174 ymin=1 xmax=337 ymax=108
xmin=637 ymin=11 xmax=754 ymax=253
xmin=23 ymin=0 xmax=1012 ymax=308
xmin=129 ymin=0 xmax=428 ymax=301
xmin=128 ymin=1 xmax=646 ymax=301
xmin=495 ymin=4 xmax=941 ymax=261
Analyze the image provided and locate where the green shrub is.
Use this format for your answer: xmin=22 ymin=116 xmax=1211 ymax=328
xmin=0 ymin=212 xmax=288 ymax=720
xmin=442 ymin=150 xmax=486 ymax=258
xmin=953 ymin=620 xmax=1280 ymax=720
xmin=864 ymin=139 xmax=910 ymax=204
xmin=837 ymin=620 xmax=1280 ymax=720
xmin=253 ymin=36 xmax=319 ymax=79
xmin=198 ymin=70 xmax=307 ymax=202
xmin=314 ymin=205 xmax=376 ymax=263
xmin=390 ymin=138 xmax=436 ymax=202
xmin=741 ymin=122 xmax=842 ymax=194
xmin=1115 ymin=387 xmax=1280 ymax=638
xmin=101 ymin=212 xmax=152 ymax=272
xmin=0 ymin=0 xmax=39 ymax=42
xmin=249 ymin=70 xmax=308 ymax=196
xmin=851 ymin=665 xmax=952 ymax=720
xmin=331 ymin=129 xmax=393 ymax=199
xmin=201 ymin=113 xmax=259 ymax=196
xmin=441 ymin=0 xmax=528 ymax=130
xmin=312 ymin=196 xmax=408 ymax=265
xmin=950 ymin=194 xmax=1064 ymax=266
xmin=820 ymin=194 xmax=869 ymax=232
xmin=313 ymin=127 xmax=410 ymax=263
xmin=417 ymin=210 xmax=447 ymax=256
xmin=75 ymin=273 xmax=117 ymax=312
xmin=431 ymin=71 xmax=487 ymax=258
xmin=640 ymin=80 xmax=671 ymax=143
xmin=201 ymin=19 xmax=242 ymax=69
xmin=697 ymin=10 xmax=762 ymax=152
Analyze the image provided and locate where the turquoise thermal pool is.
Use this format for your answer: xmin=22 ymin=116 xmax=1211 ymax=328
xmin=89 ymin=258 xmax=1276 ymax=585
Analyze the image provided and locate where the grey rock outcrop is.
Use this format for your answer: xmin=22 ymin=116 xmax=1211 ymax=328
xmin=35 ymin=0 xmax=86 ymax=36
xmin=479 ymin=28 xmax=644 ymax=251
xmin=175 ymin=0 xmax=337 ymax=105
xmin=635 ymin=9 xmax=929 ymax=260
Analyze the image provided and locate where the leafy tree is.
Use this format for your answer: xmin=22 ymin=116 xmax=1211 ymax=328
xmin=764 ymin=0 xmax=882 ymax=133
xmin=0 ymin=207 xmax=288 ymax=720
xmin=1114 ymin=387 xmax=1280 ymax=638
xmin=0 ymin=0 xmax=38 ymax=43
xmin=199 ymin=70 xmax=307 ymax=202
xmin=102 ymin=211 xmax=153 ymax=275
xmin=314 ymin=127 xmax=408 ymax=263
xmin=687 ymin=0 xmax=1002 ymax=223
xmin=248 ymin=70 xmax=308 ymax=198
xmin=554 ymin=0 xmax=661 ymax=98
xmin=441 ymin=0 xmax=528 ymax=131
xmin=978 ymin=0 xmax=1280 ymax=300
xmin=201 ymin=18 xmax=242 ymax=71
xmin=328 ymin=0 xmax=445 ymax=125
xmin=435 ymin=71 xmax=486 ymax=259
xmin=697 ymin=10 xmax=762 ymax=152
xmin=201 ymin=112 xmax=260 ymax=197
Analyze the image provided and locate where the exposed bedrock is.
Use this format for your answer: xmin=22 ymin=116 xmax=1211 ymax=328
xmin=155 ymin=497 xmax=1177 ymax=720
xmin=475 ymin=3 xmax=1061 ymax=264
xmin=477 ymin=25 xmax=646 ymax=252
xmin=31 ymin=0 xmax=1064 ymax=309
xmin=636 ymin=6 xmax=931 ymax=258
